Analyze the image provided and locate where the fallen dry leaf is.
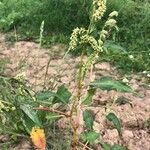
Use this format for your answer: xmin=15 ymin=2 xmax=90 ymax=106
xmin=30 ymin=126 xmax=46 ymax=150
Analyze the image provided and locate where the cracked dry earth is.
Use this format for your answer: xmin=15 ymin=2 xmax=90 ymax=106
xmin=0 ymin=33 xmax=150 ymax=150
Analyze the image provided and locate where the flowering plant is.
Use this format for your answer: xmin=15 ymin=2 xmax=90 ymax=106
xmin=34 ymin=1 xmax=132 ymax=149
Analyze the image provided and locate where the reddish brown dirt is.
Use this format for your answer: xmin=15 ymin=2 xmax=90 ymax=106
xmin=0 ymin=33 xmax=150 ymax=150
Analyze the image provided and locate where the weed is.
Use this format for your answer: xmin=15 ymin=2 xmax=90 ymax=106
xmin=32 ymin=1 xmax=132 ymax=149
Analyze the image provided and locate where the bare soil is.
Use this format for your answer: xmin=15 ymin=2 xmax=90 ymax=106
xmin=0 ymin=33 xmax=150 ymax=150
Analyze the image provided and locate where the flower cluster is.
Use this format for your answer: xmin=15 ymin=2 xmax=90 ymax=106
xmin=68 ymin=27 xmax=87 ymax=51
xmin=100 ymin=29 xmax=108 ymax=41
xmin=15 ymin=72 xmax=26 ymax=82
xmin=105 ymin=19 xmax=117 ymax=28
xmin=99 ymin=11 xmax=118 ymax=41
xmin=109 ymin=11 xmax=118 ymax=18
xmin=104 ymin=11 xmax=118 ymax=29
xmin=80 ymin=34 xmax=101 ymax=53
xmin=0 ymin=100 xmax=15 ymax=113
xmin=92 ymin=0 xmax=106 ymax=22
xmin=82 ymin=52 xmax=99 ymax=76
xmin=68 ymin=0 xmax=118 ymax=79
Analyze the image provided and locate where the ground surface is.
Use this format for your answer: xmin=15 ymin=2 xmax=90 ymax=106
xmin=0 ymin=33 xmax=150 ymax=150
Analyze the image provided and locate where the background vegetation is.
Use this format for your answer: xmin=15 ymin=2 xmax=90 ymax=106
xmin=0 ymin=0 xmax=149 ymax=73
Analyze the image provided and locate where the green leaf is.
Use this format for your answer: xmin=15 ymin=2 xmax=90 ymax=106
xmin=111 ymin=144 xmax=127 ymax=150
xmin=101 ymin=142 xmax=127 ymax=150
xmin=115 ymin=96 xmax=133 ymax=107
xmin=22 ymin=114 xmax=35 ymax=133
xmin=82 ymin=88 xmax=96 ymax=105
xmin=80 ymin=131 xmax=99 ymax=144
xmin=104 ymin=41 xmax=126 ymax=54
xmin=90 ymin=76 xmax=133 ymax=92
xmin=106 ymin=113 xmax=121 ymax=135
xmin=36 ymin=91 xmax=56 ymax=100
xmin=20 ymin=104 xmax=42 ymax=127
xmin=37 ymin=109 xmax=47 ymax=124
xmin=100 ymin=142 xmax=112 ymax=150
xmin=36 ymin=85 xmax=71 ymax=104
xmin=53 ymin=84 xmax=71 ymax=104
xmin=83 ymin=110 xmax=94 ymax=130
xmin=46 ymin=112 xmax=62 ymax=121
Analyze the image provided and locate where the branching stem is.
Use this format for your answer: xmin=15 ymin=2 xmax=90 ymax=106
xmin=33 ymin=107 xmax=71 ymax=118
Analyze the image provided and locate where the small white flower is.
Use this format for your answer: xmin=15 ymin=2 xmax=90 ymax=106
xmin=129 ymin=55 xmax=134 ymax=59
xmin=11 ymin=107 xmax=16 ymax=111
xmin=147 ymin=74 xmax=150 ymax=78
xmin=122 ymin=78 xmax=129 ymax=83
xmin=143 ymin=71 xmax=147 ymax=74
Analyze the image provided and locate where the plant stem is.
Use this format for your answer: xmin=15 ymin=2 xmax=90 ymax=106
xmin=33 ymin=107 xmax=71 ymax=117
xmin=70 ymin=51 xmax=85 ymax=149
xmin=43 ymin=55 xmax=51 ymax=89
xmin=79 ymin=141 xmax=93 ymax=150
xmin=77 ymin=51 xmax=84 ymax=101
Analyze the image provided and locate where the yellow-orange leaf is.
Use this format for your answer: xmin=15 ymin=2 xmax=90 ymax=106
xmin=30 ymin=126 xmax=46 ymax=150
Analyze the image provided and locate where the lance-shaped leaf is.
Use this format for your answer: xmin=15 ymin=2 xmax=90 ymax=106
xmin=22 ymin=114 xmax=35 ymax=134
xmin=111 ymin=144 xmax=127 ymax=150
xmin=90 ymin=76 xmax=133 ymax=92
xmin=100 ymin=142 xmax=112 ymax=150
xmin=53 ymin=84 xmax=71 ymax=104
xmin=36 ymin=85 xmax=71 ymax=104
xmin=36 ymin=91 xmax=56 ymax=101
xmin=115 ymin=96 xmax=133 ymax=107
xmin=106 ymin=113 xmax=122 ymax=135
xmin=83 ymin=110 xmax=94 ymax=130
xmin=80 ymin=131 xmax=99 ymax=144
xmin=20 ymin=104 xmax=42 ymax=127
xmin=82 ymin=88 xmax=96 ymax=105
xmin=46 ymin=112 xmax=62 ymax=121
